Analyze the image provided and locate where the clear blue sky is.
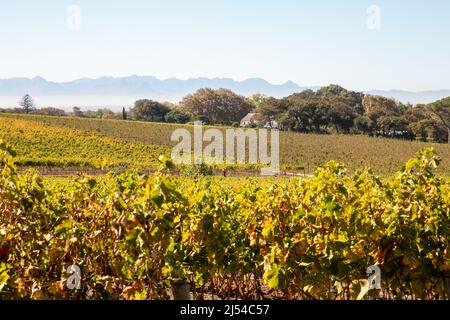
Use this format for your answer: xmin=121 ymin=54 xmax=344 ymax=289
xmin=0 ymin=0 xmax=449 ymax=91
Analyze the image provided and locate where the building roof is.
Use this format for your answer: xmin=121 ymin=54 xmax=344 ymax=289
xmin=240 ymin=113 xmax=258 ymax=124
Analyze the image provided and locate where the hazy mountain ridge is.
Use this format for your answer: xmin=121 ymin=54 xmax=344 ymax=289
xmin=0 ymin=76 xmax=306 ymax=96
xmin=0 ymin=76 xmax=448 ymax=110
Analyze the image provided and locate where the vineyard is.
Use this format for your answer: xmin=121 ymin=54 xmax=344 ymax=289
xmin=0 ymin=116 xmax=168 ymax=169
xmin=2 ymin=114 xmax=450 ymax=175
xmin=1 ymin=140 xmax=449 ymax=300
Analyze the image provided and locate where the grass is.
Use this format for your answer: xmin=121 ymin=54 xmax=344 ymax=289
xmin=1 ymin=113 xmax=450 ymax=175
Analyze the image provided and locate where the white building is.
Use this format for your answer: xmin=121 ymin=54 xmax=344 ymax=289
xmin=240 ymin=113 xmax=278 ymax=129
xmin=240 ymin=113 xmax=258 ymax=127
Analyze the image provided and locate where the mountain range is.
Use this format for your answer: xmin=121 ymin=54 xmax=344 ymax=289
xmin=0 ymin=76 xmax=448 ymax=110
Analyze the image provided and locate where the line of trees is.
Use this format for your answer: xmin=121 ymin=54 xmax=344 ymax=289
xmin=129 ymin=89 xmax=252 ymax=125
xmin=2 ymin=87 xmax=450 ymax=143
xmin=254 ymin=85 xmax=450 ymax=143
xmin=129 ymin=86 xmax=450 ymax=143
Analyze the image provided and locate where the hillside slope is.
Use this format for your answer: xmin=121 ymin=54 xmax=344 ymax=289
xmin=0 ymin=116 xmax=168 ymax=168
xmin=1 ymin=114 xmax=449 ymax=175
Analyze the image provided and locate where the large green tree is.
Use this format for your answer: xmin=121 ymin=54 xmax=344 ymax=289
xmin=131 ymin=99 xmax=170 ymax=122
xmin=280 ymin=97 xmax=329 ymax=133
xmin=180 ymin=88 xmax=252 ymax=125
xmin=317 ymin=84 xmax=365 ymax=114
xmin=164 ymin=109 xmax=190 ymax=123
xmin=360 ymin=95 xmax=408 ymax=135
xmin=427 ymin=97 xmax=450 ymax=143
xmin=253 ymin=95 xmax=288 ymax=125
xmin=326 ymin=98 xmax=358 ymax=133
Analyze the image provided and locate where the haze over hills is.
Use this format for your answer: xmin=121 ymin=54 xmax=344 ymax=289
xmin=0 ymin=76 xmax=448 ymax=110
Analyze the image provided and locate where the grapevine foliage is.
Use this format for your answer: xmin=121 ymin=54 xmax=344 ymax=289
xmin=0 ymin=141 xmax=449 ymax=299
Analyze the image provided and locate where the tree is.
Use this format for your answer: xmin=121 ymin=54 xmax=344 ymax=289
xmin=254 ymin=96 xmax=288 ymax=125
xmin=32 ymin=107 xmax=66 ymax=117
xmin=317 ymin=84 xmax=365 ymax=114
xmin=362 ymin=95 xmax=404 ymax=135
xmin=164 ymin=109 xmax=190 ymax=123
xmin=354 ymin=116 xmax=374 ymax=134
xmin=405 ymin=105 xmax=432 ymax=141
xmin=377 ymin=115 xmax=412 ymax=139
xmin=19 ymin=94 xmax=35 ymax=114
xmin=280 ymin=97 xmax=329 ymax=133
xmin=408 ymin=119 xmax=446 ymax=142
xmin=95 ymin=108 xmax=115 ymax=119
xmin=426 ymin=97 xmax=450 ymax=143
xmin=131 ymin=99 xmax=170 ymax=122
xmin=0 ymin=107 xmax=26 ymax=114
xmin=72 ymin=106 xmax=84 ymax=117
xmin=362 ymin=95 xmax=400 ymax=117
xmin=122 ymin=107 xmax=127 ymax=120
xmin=180 ymin=88 xmax=252 ymax=125
xmin=292 ymin=89 xmax=317 ymax=100
xmin=326 ymin=99 xmax=357 ymax=133
xmin=249 ymin=93 xmax=268 ymax=110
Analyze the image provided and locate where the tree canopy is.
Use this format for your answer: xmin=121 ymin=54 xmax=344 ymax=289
xmin=427 ymin=97 xmax=450 ymax=143
xmin=180 ymin=88 xmax=252 ymax=125
xmin=3 ymin=86 xmax=449 ymax=144
xmin=131 ymin=99 xmax=170 ymax=122
xmin=19 ymin=94 xmax=35 ymax=114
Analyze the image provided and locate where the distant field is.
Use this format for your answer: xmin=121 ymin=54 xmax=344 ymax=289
xmin=1 ymin=113 xmax=450 ymax=175
xmin=0 ymin=116 xmax=168 ymax=168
